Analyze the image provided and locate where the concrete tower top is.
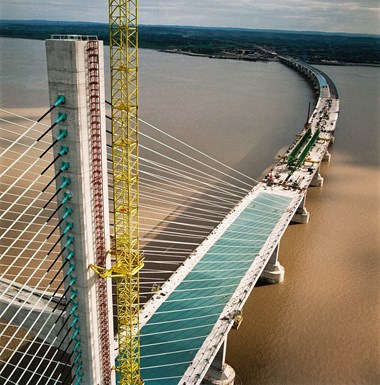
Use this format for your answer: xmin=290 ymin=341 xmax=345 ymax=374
xmin=50 ymin=34 xmax=98 ymax=41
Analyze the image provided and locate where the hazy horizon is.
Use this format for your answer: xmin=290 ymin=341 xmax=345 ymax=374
xmin=1 ymin=18 xmax=379 ymax=38
xmin=1 ymin=0 xmax=379 ymax=35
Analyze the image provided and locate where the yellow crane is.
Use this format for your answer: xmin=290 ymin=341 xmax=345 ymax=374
xmin=91 ymin=1 xmax=144 ymax=384
xmin=109 ymin=0 xmax=144 ymax=383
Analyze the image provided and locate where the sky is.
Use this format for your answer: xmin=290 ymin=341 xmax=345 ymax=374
xmin=1 ymin=0 xmax=379 ymax=35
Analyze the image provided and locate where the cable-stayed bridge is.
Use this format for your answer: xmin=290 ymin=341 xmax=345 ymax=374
xmin=0 ymin=37 xmax=339 ymax=385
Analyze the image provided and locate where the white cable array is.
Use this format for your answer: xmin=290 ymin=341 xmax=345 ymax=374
xmin=0 ymin=190 xmax=57 ymax=276
xmin=139 ymin=215 xmax=215 ymax=231
xmin=138 ymin=181 xmax=235 ymax=212
xmin=140 ymin=194 xmax=228 ymax=219
xmin=139 ymin=169 xmax=239 ymax=205
xmin=3 ymin=107 xmax=248 ymax=383
xmin=0 ymin=111 xmax=73 ymax=382
xmin=139 ymin=117 xmax=259 ymax=185
xmin=1 ymin=103 xmax=293 ymax=385
xmin=140 ymin=143 xmax=251 ymax=193
xmin=0 ymin=121 xmax=50 ymax=180
xmin=138 ymin=155 xmax=247 ymax=198
xmin=0 ymin=113 xmax=48 ymax=158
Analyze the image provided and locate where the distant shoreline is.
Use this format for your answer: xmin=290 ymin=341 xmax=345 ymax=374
xmin=2 ymin=35 xmax=378 ymax=67
xmin=1 ymin=20 xmax=379 ymax=66
xmin=162 ymin=48 xmax=380 ymax=67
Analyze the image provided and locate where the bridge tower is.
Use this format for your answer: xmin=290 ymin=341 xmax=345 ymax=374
xmin=46 ymin=36 xmax=114 ymax=384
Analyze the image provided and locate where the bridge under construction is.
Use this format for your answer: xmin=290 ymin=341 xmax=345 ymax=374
xmin=0 ymin=3 xmax=339 ymax=384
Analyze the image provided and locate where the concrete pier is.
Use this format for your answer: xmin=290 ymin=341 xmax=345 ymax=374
xmin=310 ymin=166 xmax=324 ymax=187
xmin=202 ymin=341 xmax=236 ymax=385
xmin=292 ymin=195 xmax=310 ymax=224
xmin=260 ymin=244 xmax=285 ymax=284
xmin=323 ymin=150 xmax=331 ymax=162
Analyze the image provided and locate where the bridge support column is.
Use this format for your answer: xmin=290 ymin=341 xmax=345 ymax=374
xmin=260 ymin=244 xmax=285 ymax=284
xmin=323 ymin=150 xmax=331 ymax=162
xmin=292 ymin=195 xmax=310 ymax=224
xmin=310 ymin=166 xmax=324 ymax=187
xmin=202 ymin=340 xmax=236 ymax=385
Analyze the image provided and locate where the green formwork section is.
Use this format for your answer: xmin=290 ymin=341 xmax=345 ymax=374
xmin=133 ymin=192 xmax=292 ymax=384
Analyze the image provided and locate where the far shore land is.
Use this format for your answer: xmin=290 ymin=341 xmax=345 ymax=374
xmin=1 ymin=20 xmax=379 ymax=67
xmin=162 ymin=48 xmax=380 ymax=67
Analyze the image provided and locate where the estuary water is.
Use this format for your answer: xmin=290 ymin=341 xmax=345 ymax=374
xmin=0 ymin=38 xmax=379 ymax=385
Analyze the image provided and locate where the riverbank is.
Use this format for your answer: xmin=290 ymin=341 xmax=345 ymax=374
xmin=1 ymin=20 xmax=379 ymax=66
xmin=163 ymin=48 xmax=380 ymax=67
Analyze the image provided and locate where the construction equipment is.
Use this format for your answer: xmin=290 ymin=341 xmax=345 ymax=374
xmin=109 ymin=1 xmax=144 ymax=384
xmin=91 ymin=1 xmax=144 ymax=384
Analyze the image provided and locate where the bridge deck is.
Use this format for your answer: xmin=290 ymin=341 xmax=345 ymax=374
xmin=132 ymin=58 xmax=339 ymax=385
xmin=136 ymin=190 xmax=295 ymax=384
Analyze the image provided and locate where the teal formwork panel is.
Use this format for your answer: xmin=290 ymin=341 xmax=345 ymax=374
xmin=117 ymin=192 xmax=292 ymax=385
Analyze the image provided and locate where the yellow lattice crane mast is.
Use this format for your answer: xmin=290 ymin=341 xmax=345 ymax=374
xmin=109 ymin=1 xmax=144 ymax=383
xmin=91 ymin=1 xmax=144 ymax=384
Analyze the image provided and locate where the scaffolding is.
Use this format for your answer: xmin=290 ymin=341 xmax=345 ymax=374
xmin=109 ymin=1 xmax=143 ymax=384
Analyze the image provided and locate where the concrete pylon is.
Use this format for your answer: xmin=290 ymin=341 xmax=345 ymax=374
xmin=46 ymin=36 xmax=114 ymax=385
